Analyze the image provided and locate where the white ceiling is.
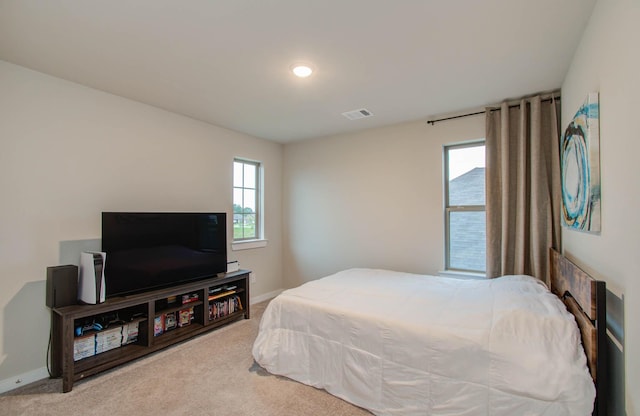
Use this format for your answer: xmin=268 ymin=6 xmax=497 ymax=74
xmin=0 ymin=1 xmax=596 ymax=143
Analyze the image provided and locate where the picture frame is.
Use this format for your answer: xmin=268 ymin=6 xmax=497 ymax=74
xmin=560 ymin=92 xmax=601 ymax=233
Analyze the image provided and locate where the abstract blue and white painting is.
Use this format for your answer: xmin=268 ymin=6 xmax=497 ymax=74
xmin=561 ymin=92 xmax=601 ymax=232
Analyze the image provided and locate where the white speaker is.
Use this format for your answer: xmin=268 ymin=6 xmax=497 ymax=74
xmin=78 ymin=251 xmax=106 ymax=304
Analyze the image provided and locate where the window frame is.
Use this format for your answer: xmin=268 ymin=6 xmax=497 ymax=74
xmin=443 ymin=140 xmax=486 ymax=274
xmin=232 ymin=158 xmax=262 ymax=243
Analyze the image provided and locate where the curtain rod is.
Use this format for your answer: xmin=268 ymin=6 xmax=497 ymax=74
xmin=427 ymin=96 xmax=561 ymax=126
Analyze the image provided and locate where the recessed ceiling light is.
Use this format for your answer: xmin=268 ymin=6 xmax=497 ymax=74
xmin=291 ymin=63 xmax=314 ymax=78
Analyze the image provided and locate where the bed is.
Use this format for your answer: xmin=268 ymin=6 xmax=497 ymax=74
xmin=252 ymin=249 xmax=606 ymax=415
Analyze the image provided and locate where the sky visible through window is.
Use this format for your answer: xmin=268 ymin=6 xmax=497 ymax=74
xmin=448 ymin=145 xmax=485 ymax=180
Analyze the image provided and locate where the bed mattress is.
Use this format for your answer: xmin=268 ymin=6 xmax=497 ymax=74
xmin=252 ymin=268 xmax=595 ymax=415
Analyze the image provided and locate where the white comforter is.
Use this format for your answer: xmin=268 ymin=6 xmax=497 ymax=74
xmin=252 ymin=269 xmax=595 ymax=415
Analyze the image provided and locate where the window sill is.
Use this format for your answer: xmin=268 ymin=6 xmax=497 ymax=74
xmin=438 ymin=270 xmax=486 ymax=280
xmin=231 ymin=239 xmax=268 ymax=251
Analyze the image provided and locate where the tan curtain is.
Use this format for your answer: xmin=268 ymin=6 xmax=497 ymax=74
xmin=485 ymin=95 xmax=561 ymax=284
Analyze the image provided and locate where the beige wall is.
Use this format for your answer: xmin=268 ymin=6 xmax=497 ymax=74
xmin=282 ymin=114 xmax=484 ymax=288
xmin=0 ymin=60 xmax=283 ymax=387
xmin=561 ymin=0 xmax=639 ymax=413
xmin=4 ymin=2 xmax=636 ymax=409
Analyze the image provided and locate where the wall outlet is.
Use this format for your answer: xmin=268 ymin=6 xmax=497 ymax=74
xmin=250 ymin=273 xmax=256 ymax=284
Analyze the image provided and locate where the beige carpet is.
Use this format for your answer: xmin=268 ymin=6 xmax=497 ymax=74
xmin=0 ymin=301 xmax=370 ymax=416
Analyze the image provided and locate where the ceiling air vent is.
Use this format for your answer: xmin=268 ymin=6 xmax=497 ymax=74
xmin=342 ymin=108 xmax=374 ymax=120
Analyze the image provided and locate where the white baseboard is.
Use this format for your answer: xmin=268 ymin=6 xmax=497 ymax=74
xmin=0 ymin=366 xmax=49 ymax=394
xmin=250 ymin=288 xmax=283 ymax=305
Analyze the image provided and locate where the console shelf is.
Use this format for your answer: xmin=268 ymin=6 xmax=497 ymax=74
xmin=51 ymin=270 xmax=250 ymax=392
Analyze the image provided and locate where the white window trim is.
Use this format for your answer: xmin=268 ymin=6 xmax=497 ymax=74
xmin=438 ymin=270 xmax=486 ymax=280
xmin=443 ymin=139 xmax=486 ymax=274
xmin=233 ymin=158 xmax=263 ymax=243
xmin=231 ymin=239 xmax=268 ymax=251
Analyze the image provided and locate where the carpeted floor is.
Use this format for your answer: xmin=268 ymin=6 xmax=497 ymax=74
xmin=0 ymin=301 xmax=370 ymax=416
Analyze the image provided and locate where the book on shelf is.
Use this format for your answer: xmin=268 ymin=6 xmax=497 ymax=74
xmin=209 ymin=295 xmax=243 ymax=320
xmin=181 ymin=293 xmax=199 ymax=304
xmin=164 ymin=311 xmax=177 ymax=331
xmin=208 ymin=290 xmax=236 ymax=301
xmin=122 ymin=321 xmax=140 ymax=345
xmin=178 ymin=307 xmax=194 ymax=327
xmin=73 ymin=319 xmax=142 ymax=360
xmin=154 ymin=315 xmax=164 ymax=336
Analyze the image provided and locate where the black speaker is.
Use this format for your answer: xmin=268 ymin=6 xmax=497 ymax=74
xmin=46 ymin=265 xmax=78 ymax=308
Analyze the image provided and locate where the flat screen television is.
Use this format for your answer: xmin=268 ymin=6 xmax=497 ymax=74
xmin=102 ymin=212 xmax=227 ymax=298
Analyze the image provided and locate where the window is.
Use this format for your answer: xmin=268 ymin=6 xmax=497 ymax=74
xmin=233 ymin=159 xmax=261 ymax=241
xmin=444 ymin=141 xmax=486 ymax=273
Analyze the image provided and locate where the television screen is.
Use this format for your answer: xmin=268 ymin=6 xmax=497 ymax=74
xmin=102 ymin=212 xmax=227 ymax=297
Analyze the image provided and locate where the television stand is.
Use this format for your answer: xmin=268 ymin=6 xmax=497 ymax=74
xmin=50 ymin=270 xmax=250 ymax=392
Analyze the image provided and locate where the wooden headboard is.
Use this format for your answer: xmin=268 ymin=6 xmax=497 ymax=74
xmin=549 ymin=248 xmax=606 ymax=416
